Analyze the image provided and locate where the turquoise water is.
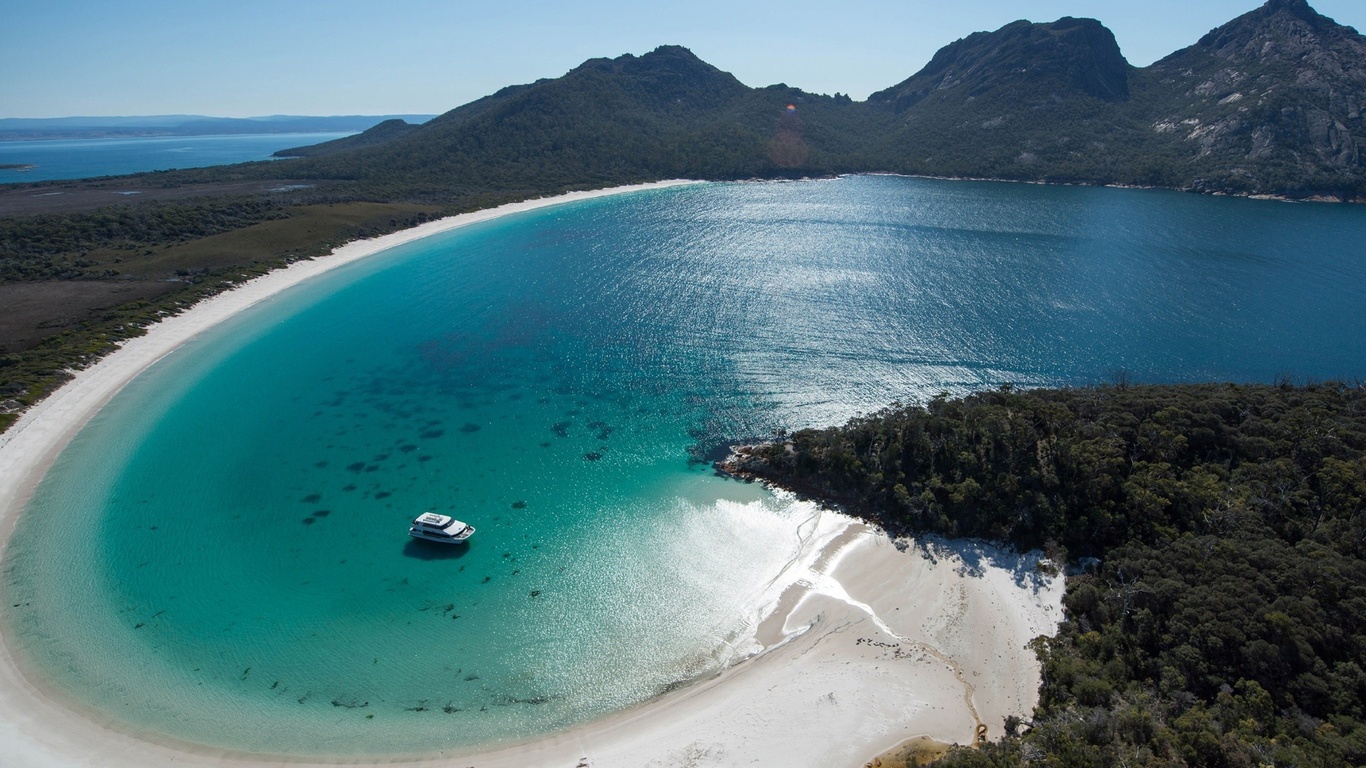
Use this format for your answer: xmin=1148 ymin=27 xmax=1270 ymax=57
xmin=0 ymin=132 xmax=352 ymax=183
xmin=4 ymin=176 xmax=1366 ymax=755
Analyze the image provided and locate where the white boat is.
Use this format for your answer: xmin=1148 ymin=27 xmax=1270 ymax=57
xmin=409 ymin=512 xmax=475 ymax=544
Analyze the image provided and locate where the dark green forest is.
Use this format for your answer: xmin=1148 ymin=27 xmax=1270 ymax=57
xmin=726 ymin=383 xmax=1366 ymax=766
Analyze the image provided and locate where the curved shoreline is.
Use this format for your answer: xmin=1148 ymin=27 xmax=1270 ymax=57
xmin=0 ymin=179 xmax=701 ymax=531
xmin=0 ymin=179 xmax=1064 ymax=767
xmin=858 ymin=171 xmax=1363 ymax=204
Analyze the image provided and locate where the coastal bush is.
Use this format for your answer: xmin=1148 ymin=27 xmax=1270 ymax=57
xmin=732 ymin=383 xmax=1366 ymax=767
xmin=0 ymin=198 xmax=288 ymax=280
xmin=740 ymin=383 xmax=1366 ymax=558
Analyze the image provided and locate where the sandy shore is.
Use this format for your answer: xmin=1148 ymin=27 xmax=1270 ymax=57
xmin=0 ymin=179 xmax=1065 ymax=767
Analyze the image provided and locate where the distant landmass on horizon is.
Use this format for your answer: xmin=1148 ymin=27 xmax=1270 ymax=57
xmin=0 ymin=114 xmax=436 ymax=142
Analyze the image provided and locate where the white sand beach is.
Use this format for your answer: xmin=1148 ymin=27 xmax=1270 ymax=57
xmin=0 ymin=180 xmax=1064 ymax=768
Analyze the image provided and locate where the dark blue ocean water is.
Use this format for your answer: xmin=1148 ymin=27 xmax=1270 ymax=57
xmin=4 ymin=175 xmax=1365 ymax=756
xmin=0 ymin=132 xmax=352 ymax=183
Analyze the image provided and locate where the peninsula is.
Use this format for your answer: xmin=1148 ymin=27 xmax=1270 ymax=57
xmin=723 ymin=382 xmax=1366 ymax=766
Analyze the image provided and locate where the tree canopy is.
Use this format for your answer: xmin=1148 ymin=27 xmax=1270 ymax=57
xmin=728 ymin=382 xmax=1366 ymax=767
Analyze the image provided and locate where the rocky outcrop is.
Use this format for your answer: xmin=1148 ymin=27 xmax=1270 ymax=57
xmin=1139 ymin=0 xmax=1366 ymax=194
xmin=869 ymin=17 xmax=1131 ymax=112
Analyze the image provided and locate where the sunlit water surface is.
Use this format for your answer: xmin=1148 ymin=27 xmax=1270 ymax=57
xmin=4 ymin=176 xmax=1365 ymax=755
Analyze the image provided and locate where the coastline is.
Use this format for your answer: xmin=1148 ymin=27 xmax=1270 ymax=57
xmin=0 ymin=179 xmax=1064 ymax=767
xmin=0 ymin=178 xmax=700 ymax=522
xmin=859 ymin=170 xmax=1362 ymax=204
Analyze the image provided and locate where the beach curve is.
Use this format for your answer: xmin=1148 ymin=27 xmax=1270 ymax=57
xmin=0 ymin=179 xmax=1065 ymax=768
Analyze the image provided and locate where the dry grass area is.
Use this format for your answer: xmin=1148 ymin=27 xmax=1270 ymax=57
xmin=0 ymin=179 xmax=330 ymax=217
xmin=0 ymin=280 xmax=181 ymax=353
xmin=0 ymin=202 xmax=441 ymax=356
xmin=109 ymin=201 xmax=443 ymax=278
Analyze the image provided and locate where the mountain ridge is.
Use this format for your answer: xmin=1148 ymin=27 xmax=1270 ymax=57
xmin=251 ymin=1 xmax=1361 ymax=202
xmin=868 ymin=17 xmax=1132 ymax=111
xmin=5 ymin=1 xmax=1361 ymax=204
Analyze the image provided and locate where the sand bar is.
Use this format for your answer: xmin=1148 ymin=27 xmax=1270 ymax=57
xmin=0 ymin=180 xmax=1064 ymax=767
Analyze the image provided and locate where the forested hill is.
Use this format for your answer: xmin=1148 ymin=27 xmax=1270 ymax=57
xmin=723 ymin=382 xmax=1366 ymax=766
xmin=247 ymin=0 xmax=1365 ymax=202
xmin=865 ymin=16 xmax=1140 ymax=185
xmin=186 ymin=44 xmax=888 ymax=201
xmin=272 ymin=118 xmax=420 ymax=158
xmin=300 ymin=44 xmax=885 ymax=192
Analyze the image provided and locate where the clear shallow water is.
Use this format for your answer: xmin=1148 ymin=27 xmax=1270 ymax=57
xmin=0 ymin=132 xmax=351 ymax=183
xmin=4 ymin=176 xmax=1365 ymax=755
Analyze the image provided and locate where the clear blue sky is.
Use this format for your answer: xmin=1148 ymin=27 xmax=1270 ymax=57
xmin=3 ymin=0 xmax=1362 ymax=118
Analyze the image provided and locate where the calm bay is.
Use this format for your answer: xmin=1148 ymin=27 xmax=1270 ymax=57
xmin=3 ymin=175 xmax=1364 ymax=755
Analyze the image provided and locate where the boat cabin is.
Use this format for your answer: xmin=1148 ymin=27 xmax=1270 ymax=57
xmin=409 ymin=512 xmax=475 ymax=543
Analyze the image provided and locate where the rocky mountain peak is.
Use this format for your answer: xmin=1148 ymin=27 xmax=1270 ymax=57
xmin=1140 ymin=0 xmax=1364 ymax=193
xmin=868 ymin=16 xmax=1130 ymax=112
xmin=1262 ymin=0 xmax=1316 ymax=18
xmin=1193 ymin=0 xmax=1351 ymax=63
xmin=565 ymin=44 xmax=748 ymax=106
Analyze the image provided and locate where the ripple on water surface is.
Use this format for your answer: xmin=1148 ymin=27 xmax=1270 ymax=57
xmin=4 ymin=176 xmax=1366 ymax=755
